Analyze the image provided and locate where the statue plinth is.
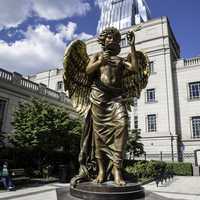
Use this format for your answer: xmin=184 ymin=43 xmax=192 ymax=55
xmin=70 ymin=181 xmax=145 ymax=200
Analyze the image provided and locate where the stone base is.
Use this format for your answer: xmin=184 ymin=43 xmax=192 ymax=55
xmin=56 ymin=186 xmax=173 ymax=200
xmin=70 ymin=181 xmax=145 ymax=200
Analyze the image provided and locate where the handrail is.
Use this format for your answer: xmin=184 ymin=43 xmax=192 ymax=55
xmin=0 ymin=68 xmax=68 ymax=103
xmin=21 ymin=78 xmax=39 ymax=91
xmin=0 ymin=68 xmax=13 ymax=81
xmin=184 ymin=57 xmax=200 ymax=66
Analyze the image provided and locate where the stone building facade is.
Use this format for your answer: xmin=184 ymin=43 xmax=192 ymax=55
xmin=27 ymin=17 xmax=200 ymax=163
xmin=0 ymin=68 xmax=76 ymax=137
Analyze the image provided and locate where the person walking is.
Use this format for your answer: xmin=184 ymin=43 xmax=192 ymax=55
xmin=0 ymin=161 xmax=15 ymax=191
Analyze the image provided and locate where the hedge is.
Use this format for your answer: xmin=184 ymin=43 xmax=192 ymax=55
xmin=125 ymin=160 xmax=193 ymax=179
xmin=166 ymin=162 xmax=193 ymax=176
xmin=125 ymin=160 xmax=167 ymax=179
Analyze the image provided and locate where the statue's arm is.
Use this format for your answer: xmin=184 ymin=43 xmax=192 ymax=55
xmin=86 ymin=53 xmax=102 ymax=75
xmin=123 ymin=31 xmax=138 ymax=73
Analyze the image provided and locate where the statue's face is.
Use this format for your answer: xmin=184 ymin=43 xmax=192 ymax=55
xmin=105 ymin=34 xmax=114 ymax=46
xmin=103 ymin=32 xmax=121 ymax=56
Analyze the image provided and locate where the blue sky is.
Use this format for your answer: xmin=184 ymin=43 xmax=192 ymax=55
xmin=0 ymin=0 xmax=199 ymax=75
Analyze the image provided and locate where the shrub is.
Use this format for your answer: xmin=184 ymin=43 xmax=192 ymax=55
xmin=167 ymin=162 xmax=193 ymax=176
xmin=125 ymin=160 xmax=193 ymax=181
xmin=125 ymin=160 xmax=167 ymax=179
xmin=146 ymin=160 xmax=166 ymax=178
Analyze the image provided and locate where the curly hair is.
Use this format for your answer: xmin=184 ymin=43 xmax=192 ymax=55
xmin=98 ymin=27 xmax=121 ymax=46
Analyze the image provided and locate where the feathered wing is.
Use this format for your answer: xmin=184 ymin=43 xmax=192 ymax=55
xmin=63 ymin=40 xmax=92 ymax=116
xmin=122 ymin=51 xmax=150 ymax=109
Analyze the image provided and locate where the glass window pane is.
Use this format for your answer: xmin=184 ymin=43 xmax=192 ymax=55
xmin=189 ymin=82 xmax=200 ymax=99
xmin=146 ymin=89 xmax=155 ymax=102
xmin=147 ymin=114 xmax=156 ymax=132
xmin=134 ymin=116 xmax=138 ymax=129
xmin=0 ymin=100 xmax=6 ymax=132
xmin=57 ymin=81 xmax=63 ymax=90
xmin=192 ymin=116 xmax=200 ymax=138
xmin=149 ymin=61 xmax=154 ymax=74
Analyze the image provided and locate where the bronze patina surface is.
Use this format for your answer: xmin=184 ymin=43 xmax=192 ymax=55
xmin=63 ymin=27 xmax=149 ymax=188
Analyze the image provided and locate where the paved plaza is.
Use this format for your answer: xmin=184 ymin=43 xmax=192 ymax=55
xmin=143 ymin=176 xmax=200 ymax=200
xmin=0 ymin=176 xmax=200 ymax=200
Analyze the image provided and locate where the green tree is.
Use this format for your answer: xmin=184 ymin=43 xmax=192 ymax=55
xmin=0 ymin=132 xmax=5 ymax=149
xmin=126 ymin=129 xmax=144 ymax=159
xmin=9 ymin=98 xmax=82 ymax=170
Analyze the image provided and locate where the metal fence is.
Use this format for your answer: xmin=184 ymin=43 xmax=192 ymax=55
xmin=128 ymin=151 xmax=195 ymax=164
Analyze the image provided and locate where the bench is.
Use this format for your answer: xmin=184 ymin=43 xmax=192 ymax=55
xmin=10 ymin=168 xmax=30 ymax=183
xmin=0 ymin=168 xmax=30 ymax=189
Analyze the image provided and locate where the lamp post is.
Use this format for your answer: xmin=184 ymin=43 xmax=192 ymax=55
xmin=170 ymin=134 xmax=174 ymax=162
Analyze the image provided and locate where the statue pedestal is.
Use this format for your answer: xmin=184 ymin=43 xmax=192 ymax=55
xmin=70 ymin=181 xmax=145 ymax=200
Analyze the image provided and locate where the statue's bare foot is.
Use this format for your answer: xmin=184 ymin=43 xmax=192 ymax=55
xmin=94 ymin=172 xmax=105 ymax=184
xmin=112 ymin=166 xmax=126 ymax=186
xmin=94 ymin=158 xmax=105 ymax=184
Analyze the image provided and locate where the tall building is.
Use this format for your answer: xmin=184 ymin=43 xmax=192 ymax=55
xmin=96 ymin=0 xmax=151 ymax=34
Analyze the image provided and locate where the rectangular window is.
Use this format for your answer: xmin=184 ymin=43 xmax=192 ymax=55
xmin=189 ymin=82 xmax=200 ymax=99
xmin=111 ymin=0 xmax=122 ymax=4
xmin=134 ymin=116 xmax=138 ymax=129
xmin=147 ymin=114 xmax=156 ymax=132
xmin=57 ymin=81 xmax=63 ymax=91
xmin=0 ymin=100 xmax=6 ymax=132
xmin=146 ymin=89 xmax=155 ymax=103
xmin=192 ymin=116 xmax=200 ymax=138
xmin=133 ymin=97 xmax=138 ymax=107
xmin=149 ymin=61 xmax=154 ymax=74
xmin=120 ymin=38 xmax=127 ymax=47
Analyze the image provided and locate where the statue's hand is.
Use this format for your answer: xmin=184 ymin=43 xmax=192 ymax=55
xmin=99 ymin=51 xmax=110 ymax=65
xmin=127 ymin=31 xmax=135 ymax=46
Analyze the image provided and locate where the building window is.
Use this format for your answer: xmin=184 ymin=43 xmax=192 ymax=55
xmin=147 ymin=114 xmax=156 ymax=132
xmin=120 ymin=37 xmax=127 ymax=47
xmin=112 ymin=0 xmax=122 ymax=4
xmin=189 ymin=82 xmax=200 ymax=100
xmin=134 ymin=116 xmax=138 ymax=129
xmin=0 ymin=100 xmax=6 ymax=132
xmin=146 ymin=89 xmax=156 ymax=103
xmin=149 ymin=61 xmax=154 ymax=74
xmin=192 ymin=116 xmax=200 ymax=138
xmin=133 ymin=97 xmax=138 ymax=107
xmin=57 ymin=81 xmax=63 ymax=91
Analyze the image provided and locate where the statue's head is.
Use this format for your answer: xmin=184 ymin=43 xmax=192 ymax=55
xmin=98 ymin=27 xmax=121 ymax=55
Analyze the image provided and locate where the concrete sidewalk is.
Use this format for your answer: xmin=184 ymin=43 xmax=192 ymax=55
xmin=0 ymin=183 xmax=69 ymax=200
xmin=0 ymin=176 xmax=200 ymax=200
xmin=144 ymin=176 xmax=200 ymax=200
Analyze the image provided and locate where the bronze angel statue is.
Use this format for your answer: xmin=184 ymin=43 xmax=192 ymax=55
xmin=63 ymin=27 xmax=149 ymax=186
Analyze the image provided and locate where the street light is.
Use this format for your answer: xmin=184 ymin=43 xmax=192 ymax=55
xmin=170 ymin=133 xmax=174 ymax=162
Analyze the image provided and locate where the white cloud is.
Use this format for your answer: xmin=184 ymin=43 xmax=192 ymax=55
xmin=56 ymin=22 xmax=77 ymax=40
xmin=77 ymin=32 xmax=94 ymax=40
xmin=33 ymin=0 xmax=91 ymax=20
xmin=0 ymin=0 xmax=91 ymax=29
xmin=56 ymin=23 xmax=93 ymax=41
xmin=0 ymin=23 xmax=93 ymax=75
xmin=95 ymin=0 xmax=104 ymax=8
xmin=0 ymin=0 xmax=31 ymax=29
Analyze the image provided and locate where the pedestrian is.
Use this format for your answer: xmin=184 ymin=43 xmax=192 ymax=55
xmin=0 ymin=161 xmax=15 ymax=191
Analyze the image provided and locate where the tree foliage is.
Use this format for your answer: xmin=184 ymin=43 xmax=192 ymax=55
xmin=10 ymin=98 xmax=82 ymax=154
xmin=126 ymin=129 xmax=144 ymax=159
xmin=0 ymin=132 xmax=5 ymax=149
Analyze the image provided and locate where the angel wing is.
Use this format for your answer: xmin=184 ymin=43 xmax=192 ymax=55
xmin=122 ymin=51 xmax=150 ymax=109
xmin=63 ymin=40 xmax=92 ymax=116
